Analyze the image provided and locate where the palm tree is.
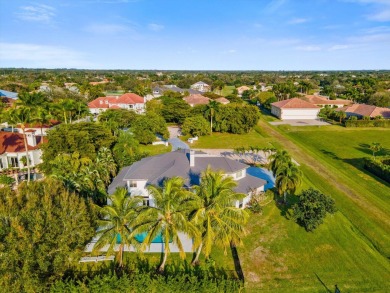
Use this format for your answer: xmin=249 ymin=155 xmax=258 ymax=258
xmin=275 ymin=161 xmax=302 ymax=203
xmin=135 ymin=177 xmax=199 ymax=272
xmin=93 ymin=187 xmax=144 ymax=267
xmin=7 ymin=107 xmax=33 ymax=182
xmin=32 ymin=107 xmax=52 ymax=137
xmin=190 ymin=168 xmax=249 ymax=265
xmin=370 ymin=142 xmax=382 ymax=159
xmin=268 ymin=149 xmax=292 ymax=175
xmin=205 ymin=100 xmax=220 ymax=134
xmin=95 ymin=147 xmax=117 ymax=186
xmin=337 ymin=111 xmax=347 ymax=123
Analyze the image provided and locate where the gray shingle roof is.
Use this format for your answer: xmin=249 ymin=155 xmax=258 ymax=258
xmin=108 ymin=150 xmax=266 ymax=194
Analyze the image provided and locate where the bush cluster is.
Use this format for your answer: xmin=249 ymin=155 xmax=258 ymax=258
xmin=364 ymin=156 xmax=390 ymax=183
xmin=345 ymin=119 xmax=390 ymax=128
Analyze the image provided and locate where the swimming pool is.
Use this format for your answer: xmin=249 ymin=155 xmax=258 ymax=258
xmin=116 ymin=232 xmax=170 ymax=244
xmin=247 ymin=167 xmax=275 ymax=190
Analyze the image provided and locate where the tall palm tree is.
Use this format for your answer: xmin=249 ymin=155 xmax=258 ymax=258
xmin=205 ymin=100 xmax=219 ymax=134
xmin=268 ymin=149 xmax=292 ymax=175
xmin=136 ymin=177 xmax=199 ymax=272
xmin=275 ymin=161 xmax=302 ymax=203
xmin=190 ymin=168 xmax=249 ymax=265
xmin=93 ymin=187 xmax=144 ymax=267
xmin=32 ymin=107 xmax=52 ymax=137
xmin=7 ymin=107 xmax=33 ymax=182
xmin=95 ymin=147 xmax=117 ymax=186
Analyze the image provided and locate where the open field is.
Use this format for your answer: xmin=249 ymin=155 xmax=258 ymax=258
xmin=217 ymin=85 xmax=235 ymax=97
xmin=240 ymin=203 xmax=390 ymax=292
xmin=182 ymin=119 xmax=390 ymax=291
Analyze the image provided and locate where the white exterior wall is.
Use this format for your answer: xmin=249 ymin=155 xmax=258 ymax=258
xmin=0 ymin=149 xmax=42 ymax=170
xmin=280 ymin=108 xmax=320 ymax=120
xmin=271 ymin=105 xmax=282 ymax=118
xmin=127 ymin=179 xmax=148 ymax=196
xmin=235 ymin=185 xmax=264 ymax=208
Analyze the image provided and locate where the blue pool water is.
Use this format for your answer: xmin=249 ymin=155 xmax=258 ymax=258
xmin=116 ymin=232 xmax=170 ymax=244
xmin=247 ymin=167 xmax=275 ymax=190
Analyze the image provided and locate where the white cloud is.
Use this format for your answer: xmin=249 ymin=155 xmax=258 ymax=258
xmin=265 ymin=0 xmax=287 ymax=13
xmin=288 ymin=18 xmax=309 ymax=24
xmin=295 ymin=45 xmax=321 ymax=51
xmin=84 ymin=23 xmax=129 ymax=34
xmin=329 ymin=44 xmax=350 ymax=50
xmin=15 ymin=4 xmax=56 ymax=23
xmin=148 ymin=23 xmax=164 ymax=31
xmin=0 ymin=42 xmax=92 ymax=68
xmin=368 ymin=9 xmax=390 ymax=21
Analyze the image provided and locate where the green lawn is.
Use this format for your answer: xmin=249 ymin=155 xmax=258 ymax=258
xmin=240 ymin=203 xmax=390 ymax=292
xmin=215 ymin=85 xmax=235 ymax=97
xmin=139 ymin=144 xmax=172 ymax=156
xmin=187 ymin=121 xmax=390 ymax=291
xmin=189 ymin=128 xmax=276 ymax=149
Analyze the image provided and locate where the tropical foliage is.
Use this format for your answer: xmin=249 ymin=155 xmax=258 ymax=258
xmin=0 ymin=179 xmax=96 ymax=292
xmin=292 ymin=188 xmax=336 ymax=231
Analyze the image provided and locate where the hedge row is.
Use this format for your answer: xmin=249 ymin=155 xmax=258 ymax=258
xmin=364 ymin=157 xmax=390 ymax=183
xmin=345 ymin=120 xmax=390 ymax=128
xmin=51 ymin=273 xmax=242 ymax=293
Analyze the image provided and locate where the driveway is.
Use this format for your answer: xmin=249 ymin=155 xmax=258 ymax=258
xmin=167 ymin=126 xmax=189 ymax=151
xmin=269 ymin=119 xmax=330 ymax=126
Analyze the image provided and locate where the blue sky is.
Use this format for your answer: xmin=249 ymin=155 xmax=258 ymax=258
xmin=0 ymin=0 xmax=389 ymax=70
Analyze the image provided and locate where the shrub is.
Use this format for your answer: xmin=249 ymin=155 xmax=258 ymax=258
xmin=364 ymin=156 xmax=390 ymax=183
xmin=181 ymin=116 xmax=210 ymax=137
xmin=292 ymin=188 xmax=336 ymax=231
xmin=345 ymin=119 xmax=390 ymax=128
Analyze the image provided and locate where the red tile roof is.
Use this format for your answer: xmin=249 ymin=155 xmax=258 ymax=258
xmin=20 ymin=120 xmax=61 ymax=129
xmin=88 ymin=93 xmax=144 ymax=109
xmin=0 ymin=132 xmax=39 ymax=155
xmin=303 ymin=95 xmax=352 ymax=106
xmin=271 ymin=98 xmax=319 ymax=109
xmin=338 ymin=104 xmax=390 ymax=118
xmin=183 ymin=94 xmax=210 ymax=105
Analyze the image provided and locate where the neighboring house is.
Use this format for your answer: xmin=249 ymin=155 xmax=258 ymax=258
xmin=183 ymin=94 xmax=210 ymax=107
xmin=89 ymin=79 xmax=109 ymax=86
xmin=108 ymin=149 xmax=267 ymax=209
xmin=237 ymin=86 xmax=251 ymax=96
xmin=271 ymin=98 xmax=320 ymax=120
xmin=0 ymin=131 xmax=43 ymax=171
xmin=303 ymin=95 xmax=351 ymax=108
xmin=151 ymin=85 xmax=201 ymax=98
xmin=14 ymin=120 xmax=61 ymax=136
xmin=190 ymin=81 xmax=211 ymax=93
xmin=88 ymin=93 xmax=145 ymax=114
xmin=215 ymin=97 xmax=230 ymax=105
xmin=0 ymin=89 xmax=18 ymax=99
xmin=336 ymin=104 xmax=390 ymax=119
xmin=64 ymin=83 xmax=80 ymax=93
xmin=1 ymin=97 xmax=16 ymax=108
xmin=39 ymin=83 xmax=51 ymax=92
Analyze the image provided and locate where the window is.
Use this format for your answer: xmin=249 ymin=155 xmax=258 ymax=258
xmin=0 ymin=158 xmax=3 ymax=169
xmin=143 ymin=199 xmax=150 ymax=206
xmin=9 ymin=157 xmax=19 ymax=168
xmin=238 ymin=200 xmax=244 ymax=208
xmin=129 ymin=181 xmax=137 ymax=188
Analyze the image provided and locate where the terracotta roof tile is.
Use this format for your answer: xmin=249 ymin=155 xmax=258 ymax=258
xmin=304 ymin=95 xmax=352 ymax=106
xmin=0 ymin=132 xmax=40 ymax=155
xmin=339 ymin=104 xmax=390 ymax=118
xmin=88 ymin=93 xmax=144 ymax=109
xmin=183 ymin=94 xmax=210 ymax=105
xmin=271 ymin=98 xmax=319 ymax=109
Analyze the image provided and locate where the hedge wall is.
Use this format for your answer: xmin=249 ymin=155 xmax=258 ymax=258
xmin=345 ymin=120 xmax=390 ymax=128
xmin=364 ymin=156 xmax=390 ymax=183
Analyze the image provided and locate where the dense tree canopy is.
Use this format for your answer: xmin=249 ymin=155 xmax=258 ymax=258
xmin=40 ymin=122 xmax=115 ymax=174
xmin=0 ymin=179 xmax=96 ymax=292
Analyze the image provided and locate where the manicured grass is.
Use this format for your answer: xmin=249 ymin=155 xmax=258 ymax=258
xmin=275 ymin=125 xmax=390 ymax=257
xmin=190 ymin=129 xmax=275 ymax=149
xmin=139 ymin=144 xmax=172 ymax=156
xmin=216 ymin=85 xmax=235 ymax=97
xmin=240 ymin=203 xmax=390 ymax=292
xmin=188 ymin=120 xmax=390 ymax=290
